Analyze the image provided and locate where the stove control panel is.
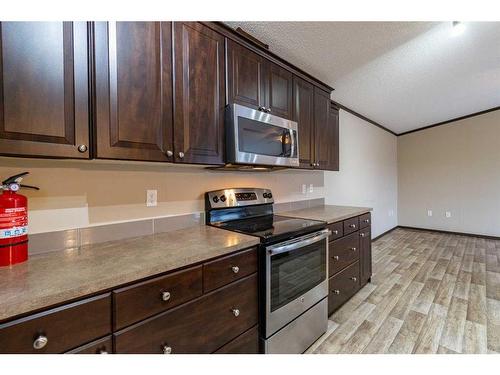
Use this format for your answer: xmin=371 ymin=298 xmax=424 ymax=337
xmin=205 ymin=188 xmax=274 ymax=209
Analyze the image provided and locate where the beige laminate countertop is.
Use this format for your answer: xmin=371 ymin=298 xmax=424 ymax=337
xmin=0 ymin=225 xmax=259 ymax=322
xmin=280 ymin=205 xmax=372 ymax=224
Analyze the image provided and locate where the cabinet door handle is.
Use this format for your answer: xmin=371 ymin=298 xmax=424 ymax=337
xmin=166 ymin=150 xmax=173 ymax=157
xmin=162 ymin=345 xmax=172 ymax=354
xmin=332 ymin=230 xmax=338 ymax=235
xmin=333 ymin=255 xmax=339 ymax=261
xmin=231 ymin=266 xmax=240 ymax=274
xmin=77 ymin=144 xmax=88 ymax=153
xmin=350 ymin=247 xmax=357 ymax=252
xmin=363 ymin=219 xmax=370 ymax=223
xmin=99 ymin=349 xmax=108 ymax=354
xmin=332 ymin=289 xmax=340 ymax=295
xmin=178 ymin=152 xmax=185 ymax=159
xmin=350 ymin=277 xmax=357 ymax=282
xmin=161 ymin=291 xmax=171 ymax=302
xmin=33 ymin=335 xmax=48 ymax=350
xmin=360 ymin=233 xmax=366 ymax=237
xmin=231 ymin=308 xmax=240 ymax=317
xmin=349 ymin=224 xmax=356 ymax=229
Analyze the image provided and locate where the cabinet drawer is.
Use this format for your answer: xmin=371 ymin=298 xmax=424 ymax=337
xmin=329 ymin=231 xmax=360 ymax=277
xmin=343 ymin=216 xmax=359 ymax=235
xmin=214 ymin=325 xmax=259 ymax=354
xmin=203 ymin=247 xmax=258 ymax=292
xmin=66 ymin=336 xmax=112 ymax=354
xmin=359 ymin=212 xmax=371 ymax=229
xmin=114 ymin=273 xmax=258 ymax=354
xmin=327 ymin=221 xmax=343 ymax=240
xmin=0 ymin=293 xmax=111 ymax=354
xmin=113 ymin=266 xmax=202 ymax=330
xmin=328 ymin=261 xmax=360 ymax=314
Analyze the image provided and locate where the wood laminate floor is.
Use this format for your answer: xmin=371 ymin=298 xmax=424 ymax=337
xmin=308 ymin=228 xmax=500 ymax=354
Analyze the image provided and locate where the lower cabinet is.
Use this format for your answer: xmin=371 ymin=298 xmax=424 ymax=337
xmin=327 ymin=213 xmax=372 ymax=316
xmin=114 ymin=274 xmax=258 ymax=354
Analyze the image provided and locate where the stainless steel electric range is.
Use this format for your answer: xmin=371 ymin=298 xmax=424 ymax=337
xmin=205 ymin=188 xmax=330 ymax=354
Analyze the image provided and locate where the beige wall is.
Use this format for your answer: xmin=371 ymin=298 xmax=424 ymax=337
xmin=0 ymin=158 xmax=324 ymax=234
xmin=398 ymin=109 xmax=500 ymax=236
xmin=324 ymin=110 xmax=399 ymax=238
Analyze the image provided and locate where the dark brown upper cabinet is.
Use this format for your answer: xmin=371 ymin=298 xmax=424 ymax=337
xmin=0 ymin=22 xmax=90 ymax=158
xmin=293 ymin=76 xmax=314 ymax=169
xmin=265 ymin=63 xmax=293 ymax=119
xmin=313 ymin=88 xmax=339 ymax=171
xmin=227 ymin=39 xmax=293 ymax=120
xmin=94 ymin=22 xmax=173 ymax=162
xmin=173 ymin=22 xmax=225 ymax=165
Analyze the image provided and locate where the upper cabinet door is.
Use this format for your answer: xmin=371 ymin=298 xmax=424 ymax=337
xmin=265 ymin=62 xmax=293 ymax=120
xmin=293 ymin=76 xmax=314 ymax=169
xmin=328 ymin=103 xmax=340 ymax=171
xmin=94 ymin=22 xmax=173 ymax=162
xmin=0 ymin=22 xmax=90 ymax=158
xmin=173 ymin=22 xmax=225 ymax=165
xmin=226 ymin=39 xmax=265 ymax=109
xmin=313 ymin=87 xmax=332 ymax=170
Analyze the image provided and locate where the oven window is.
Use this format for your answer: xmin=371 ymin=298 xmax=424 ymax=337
xmin=270 ymin=240 xmax=326 ymax=312
xmin=238 ymin=117 xmax=292 ymax=157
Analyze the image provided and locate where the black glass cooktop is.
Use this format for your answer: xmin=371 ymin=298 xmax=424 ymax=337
xmin=210 ymin=214 xmax=326 ymax=244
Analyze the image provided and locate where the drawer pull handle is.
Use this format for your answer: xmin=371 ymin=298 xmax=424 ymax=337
xmin=351 ymin=277 xmax=357 ymax=282
xmin=99 ymin=349 xmax=108 ymax=354
xmin=162 ymin=345 xmax=172 ymax=354
xmin=349 ymin=224 xmax=356 ymax=228
xmin=161 ymin=291 xmax=171 ymax=302
xmin=33 ymin=335 xmax=48 ymax=350
xmin=232 ymin=308 xmax=240 ymax=317
xmin=231 ymin=266 xmax=240 ymax=274
xmin=360 ymin=233 xmax=366 ymax=237
xmin=333 ymin=255 xmax=339 ymax=261
xmin=332 ymin=289 xmax=340 ymax=295
xmin=350 ymin=247 xmax=357 ymax=252
xmin=332 ymin=230 xmax=338 ymax=235
xmin=364 ymin=219 xmax=370 ymax=223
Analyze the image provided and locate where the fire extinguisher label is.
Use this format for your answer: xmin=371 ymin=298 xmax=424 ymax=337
xmin=0 ymin=226 xmax=28 ymax=239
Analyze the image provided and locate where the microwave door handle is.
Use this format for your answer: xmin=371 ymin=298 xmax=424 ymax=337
xmin=289 ymin=128 xmax=295 ymax=158
xmin=267 ymin=229 xmax=331 ymax=255
xmin=281 ymin=130 xmax=291 ymax=157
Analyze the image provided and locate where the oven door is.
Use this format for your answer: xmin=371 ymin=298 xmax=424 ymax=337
xmin=265 ymin=229 xmax=330 ymax=337
xmin=226 ymin=103 xmax=299 ymax=167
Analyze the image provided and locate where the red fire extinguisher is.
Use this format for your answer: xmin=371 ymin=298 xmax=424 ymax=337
xmin=0 ymin=172 xmax=39 ymax=267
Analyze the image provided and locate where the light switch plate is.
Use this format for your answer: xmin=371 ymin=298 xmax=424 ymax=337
xmin=146 ymin=190 xmax=158 ymax=207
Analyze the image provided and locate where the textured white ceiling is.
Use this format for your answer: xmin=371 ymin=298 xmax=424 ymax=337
xmin=225 ymin=22 xmax=500 ymax=134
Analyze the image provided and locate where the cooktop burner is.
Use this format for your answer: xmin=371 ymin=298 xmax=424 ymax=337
xmin=210 ymin=214 xmax=326 ymax=244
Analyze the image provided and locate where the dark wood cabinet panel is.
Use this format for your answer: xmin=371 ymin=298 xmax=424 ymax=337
xmin=226 ymin=39 xmax=265 ymax=109
xmin=214 ymin=325 xmax=259 ymax=354
xmin=313 ymin=87 xmax=332 ymax=170
xmin=327 ymin=221 xmax=344 ymax=240
xmin=328 ymin=261 xmax=360 ymax=315
xmin=114 ymin=273 xmax=258 ymax=354
xmin=293 ymin=76 xmax=314 ymax=168
xmin=359 ymin=212 xmax=371 ymax=229
xmin=0 ymin=22 xmax=90 ymax=158
xmin=66 ymin=336 xmax=112 ymax=354
xmin=327 ymin=103 xmax=340 ymax=171
xmin=113 ymin=265 xmax=203 ymax=330
xmin=265 ymin=62 xmax=293 ymax=119
xmin=173 ymin=22 xmax=225 ymax=165
xmin=203 ymin=247 xmax=258 ymax=293
xmin=329 ymin=231 xmax=360 ymax=277
xmin=360 ymin=227 xmax=372 ymax=284
xmin=343 ymin=216 xmax=360 ymax=235
xmin=0 ymin=293 xmax=111 ymax=354
xmin=94 ymin=21 xmax=173 ymax=161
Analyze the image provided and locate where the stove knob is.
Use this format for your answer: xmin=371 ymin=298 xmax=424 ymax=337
xmin=267 ymin=193 xmax=272 ymax=199
xmin=212 ymin=196 xmax=219 ymax=203
xmin=220 ymin=195 xmax=226 ymax=202
xmin=263 ymin=193 xmax=268 ymax=198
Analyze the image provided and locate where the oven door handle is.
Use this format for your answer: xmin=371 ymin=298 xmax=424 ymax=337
xmin=267 ymin=229 xmax=331 ymax=255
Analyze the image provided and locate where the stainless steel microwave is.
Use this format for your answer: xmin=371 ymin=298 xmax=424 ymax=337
xmin=225 ymin=104 xmax=299 ymax=167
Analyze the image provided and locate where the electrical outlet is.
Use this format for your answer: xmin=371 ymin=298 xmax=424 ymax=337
xmin=427 ymin=210 xmax=433 ymax=217
xmin=309 ymin=184 xmax=314 ymax=193
xmin=146 ymin=190 xmax=157 ymax=207
xmin=446 ymin=211 xmax=452 ymax=218
xmin=302 ymin=184 xmax=307 ymax=195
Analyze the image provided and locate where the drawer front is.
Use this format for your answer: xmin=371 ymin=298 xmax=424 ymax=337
xmin=328 ymin=261 xmax=360 ymax=314
xmin=114 ymin=273 xmax=258 ymax=354
xmin=343 ymin=216 xmax=360 ymax=235
xmin=214 ymin=325 xmax=259 ymax=354
xmin=329 ymin=231 xmax=360 ymax=277
xmin=0 ymin=293 xmax=111 ymax=354
xmin=359 ymin=212 xmax=371 ymax=229
xmin=67 ymin=336 xmax=112 ymax=354
xmin=203 ymin=247 xmax=258 ymax=292
xmin=327 ymin=221 xmax=343 ymax=240
xmin=113 ymin=266 xmax=203 ymax=330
